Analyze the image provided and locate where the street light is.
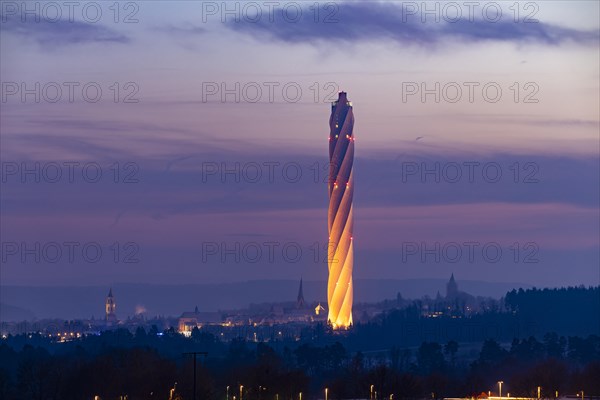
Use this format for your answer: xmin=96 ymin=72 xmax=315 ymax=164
xmin=498 ymin=381 xmax=504 ymax=398
xmin=325 ymin=388 xmax=329 ymax=400
xmin=240 ymin=385 xmax=244 ymax=400
xmin=371 ymin=385 xmax=374 ymax=400
xmin=227 ymin=386 xmax=230 ymax=400
xmin=390 ymin=395 xmax=394 ymax=400
xmin=537 ymin=386 xmax=541 ymax=400
xmin=299 ymin=392 xmax=302 ymax=400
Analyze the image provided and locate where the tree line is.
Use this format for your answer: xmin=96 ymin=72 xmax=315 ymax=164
xmin=0 ymin=330 xmax=598 ymax=400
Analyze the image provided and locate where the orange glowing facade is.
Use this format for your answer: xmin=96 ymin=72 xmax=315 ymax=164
xmin=327 ymin=92 xmax=354 ymax=329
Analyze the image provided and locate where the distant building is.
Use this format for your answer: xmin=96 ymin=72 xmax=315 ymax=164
xmin=297 ymin=278 xmax=305 ymax=308
xmin=446 ymin=273 xmax=458 ymax=300
xmin=315 ymin=303 xmax=325 ymax=316
xmin=178 ymin=306 xmax=222 ymax=337
xmin=105 ymin=288 xmax=117 ymax=324
xmin=444 ymin=273 xmax=476 ymax=315
xmin=178 ymin=306 xmax=200 ymax=335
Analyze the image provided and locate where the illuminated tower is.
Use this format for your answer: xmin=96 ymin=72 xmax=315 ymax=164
xmin=105 ymin=288 xmax=117 ymax=324
xmin=327 ymin=91 xmax=354 ymax=329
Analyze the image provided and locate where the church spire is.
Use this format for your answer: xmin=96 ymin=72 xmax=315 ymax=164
xmin=446 ymin=273 xmax=458 ymax=300
xmin=297 ymin=277 xmax=305 ymax=308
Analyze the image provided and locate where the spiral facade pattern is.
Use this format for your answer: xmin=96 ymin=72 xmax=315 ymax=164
xmin=327 ymin=92 xmax=354 ymax=329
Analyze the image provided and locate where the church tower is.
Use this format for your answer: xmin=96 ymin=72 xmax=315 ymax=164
xmin=296 ymin=278 xmax=305 ymax=308
xmin=105 ymin=288 xmax=117 ymax=323
xmin=446 ymin=273 xmax=458 ymax=300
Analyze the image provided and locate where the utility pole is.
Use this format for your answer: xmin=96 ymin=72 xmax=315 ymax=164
xmin=183 ymin=351 xmax=208 ymax=400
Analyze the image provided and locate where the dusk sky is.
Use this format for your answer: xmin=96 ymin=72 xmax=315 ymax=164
xmin=1 ymin=0 xmax=599 ymax=291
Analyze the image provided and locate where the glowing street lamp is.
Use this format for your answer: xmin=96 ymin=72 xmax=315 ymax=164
xmin=325 ymin=388 xmax=329 ymax=400
xmin=240 ymin=385 xmax=244 ymax=400
xmin=538 ymin=386 xmax=541 ymax=399
xmin=227 ymin=386 xmax=230 ymax=400
xmin=371 ymin=385 xmax=374 ymax=400
xmin=498 ymin=381 xmax=504 ymax=398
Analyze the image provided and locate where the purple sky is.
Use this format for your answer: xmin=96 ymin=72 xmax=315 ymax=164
xmin=1 ymin=1 xmax=599 ymax=292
